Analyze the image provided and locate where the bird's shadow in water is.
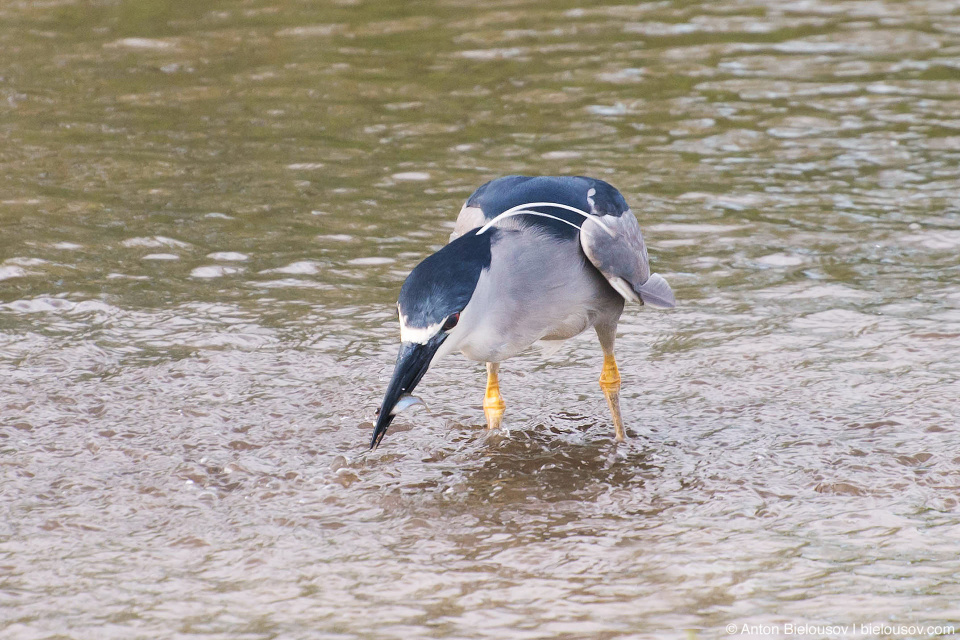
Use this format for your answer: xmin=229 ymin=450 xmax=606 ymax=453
xmin=441 ymin=413 xmax=665 ymax=505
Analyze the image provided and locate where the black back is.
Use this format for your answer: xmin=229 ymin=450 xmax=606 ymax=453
xmin=465 ymin=175 xmax=630 ymax=239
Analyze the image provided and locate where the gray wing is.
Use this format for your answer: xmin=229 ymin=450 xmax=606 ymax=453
xmin=580 ymin=209 xmax=676 ymax=309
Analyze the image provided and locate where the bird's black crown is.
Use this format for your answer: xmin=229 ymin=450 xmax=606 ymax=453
xmin=398 ymin=230 xmax=493 ymax=329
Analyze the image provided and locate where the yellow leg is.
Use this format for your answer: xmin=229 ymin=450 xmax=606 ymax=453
xmin=483 ymin=362 xmax=505 ymax=430
xmin=599 ymin=353 xmax=625 ymax=442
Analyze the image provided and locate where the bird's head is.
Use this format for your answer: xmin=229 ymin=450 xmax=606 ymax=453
xmin=370 ymin=231 xmax=492 ymax=449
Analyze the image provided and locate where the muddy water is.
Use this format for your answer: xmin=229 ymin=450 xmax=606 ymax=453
xmin=2 ymin=1 xmax=960 ymax=638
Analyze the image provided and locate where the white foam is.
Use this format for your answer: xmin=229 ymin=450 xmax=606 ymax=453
xmin=190 ymin=266 xmax=243 ymax=278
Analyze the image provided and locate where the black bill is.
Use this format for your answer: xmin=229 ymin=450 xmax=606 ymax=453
xmin=370 ymin=336 xmax=445 ymax=449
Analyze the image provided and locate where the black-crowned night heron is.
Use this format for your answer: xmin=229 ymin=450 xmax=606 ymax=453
xmin=371 ymin=175 xmax=675 ymax=449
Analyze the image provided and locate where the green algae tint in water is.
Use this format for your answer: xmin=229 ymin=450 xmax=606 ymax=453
xmin=2 ymin=1 xmax=960 ymax=638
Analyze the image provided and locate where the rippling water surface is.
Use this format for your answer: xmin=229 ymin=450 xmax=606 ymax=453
xmin=3 ymin=1 xmax=960 ymax=638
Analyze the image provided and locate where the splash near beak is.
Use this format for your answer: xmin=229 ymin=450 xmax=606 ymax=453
xmin=370 ymin=335 xmax=445 ymax=449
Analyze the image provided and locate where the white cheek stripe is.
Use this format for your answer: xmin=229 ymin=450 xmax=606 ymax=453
xmin=399 ymin=313 xmax=442 ymax=345
xmin=476 ymin=201 xmax=612 ymax=235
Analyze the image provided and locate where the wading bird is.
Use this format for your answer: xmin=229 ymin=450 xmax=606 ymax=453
xmin=371 ymin=175 xmax=674 ymax=449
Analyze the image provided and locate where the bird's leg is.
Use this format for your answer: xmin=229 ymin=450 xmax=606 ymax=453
xmin=599 ymin=352 xmax=625 ymax=441
xmin=596 ymin=323 xmax=625 ymax=442
xmin=483 ymin=362 xmax=506 ymax=430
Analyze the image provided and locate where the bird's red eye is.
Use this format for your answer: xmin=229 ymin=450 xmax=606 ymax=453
xmin=442 ymin=313 xmax=460 ymax=331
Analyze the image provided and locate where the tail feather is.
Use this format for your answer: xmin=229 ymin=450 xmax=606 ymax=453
xmin=635 ymin=273 xmax=675 ymax=309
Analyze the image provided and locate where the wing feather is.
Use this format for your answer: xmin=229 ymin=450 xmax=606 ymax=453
xmin=580 ymin=210 xmax=675 ymax=308
xmin=449 ymin=176 xmax=675 ymax=309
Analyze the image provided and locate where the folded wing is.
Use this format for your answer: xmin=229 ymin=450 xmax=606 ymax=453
xmin=580 ymin=209 xmax=675 ymax=309
xmin=449 ymin=175 xmax=675 ymax=309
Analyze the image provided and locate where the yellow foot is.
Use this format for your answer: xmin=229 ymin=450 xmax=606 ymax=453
xmin=484 ymin=399 xmax=505 ymax=431
xmin=484 ymin=362 xmax=506 ymax=430
xmin=599 ymin=353 xmax=625 ymax=442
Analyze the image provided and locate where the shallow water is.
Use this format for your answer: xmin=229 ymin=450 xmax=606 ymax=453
xmin=2 ymin=1 xmax=960 ymax=638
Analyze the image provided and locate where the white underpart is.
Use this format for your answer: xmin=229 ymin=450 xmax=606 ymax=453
xmin=476 ymin=201 xmax=613 ymax=236
xmin=398 ymin=312 xmax=443 ymax=345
